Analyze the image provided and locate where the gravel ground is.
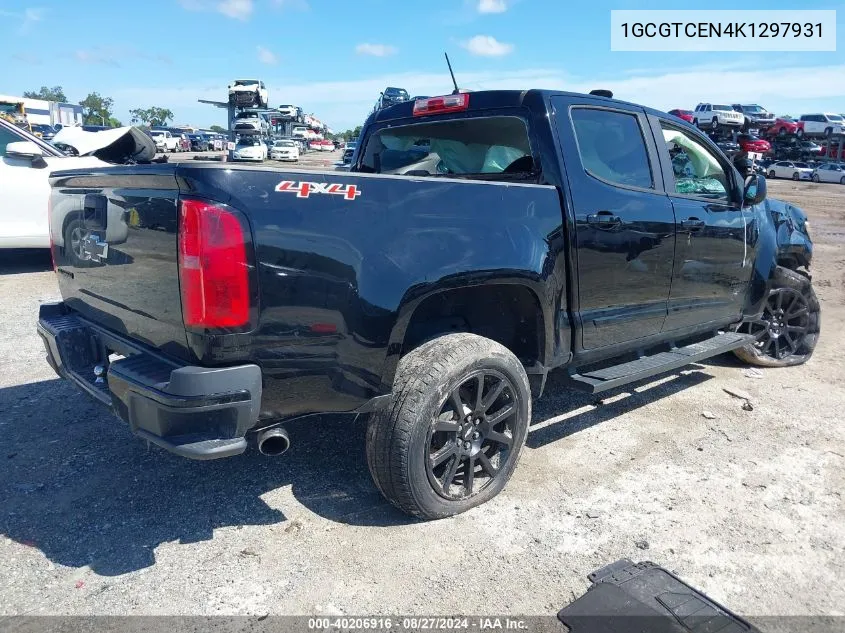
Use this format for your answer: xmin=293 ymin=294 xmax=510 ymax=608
xmin=0 ymin=179 xmax=842 ymax=622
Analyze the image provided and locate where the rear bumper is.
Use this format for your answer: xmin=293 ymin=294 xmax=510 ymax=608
xmin=37 ymin=303 xmax=261 ymax=460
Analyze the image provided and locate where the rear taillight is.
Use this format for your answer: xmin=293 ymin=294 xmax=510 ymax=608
xmin=413 ymin=93 xmax=470 ymax=117
xmin=178 ymin=199 xmax=250 ymax=329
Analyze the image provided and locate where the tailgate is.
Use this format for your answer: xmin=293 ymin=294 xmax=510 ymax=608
xmin=49 ymin=165 xmax=191 ymax=361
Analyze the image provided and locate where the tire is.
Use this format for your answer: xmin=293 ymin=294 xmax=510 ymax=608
xmin=734 ymin=267 xmax=820 ymax=367
xmin=840 ymin=176 xmax=845 ymax=185
xmin=366 ymin=333 xmax=531 ymax=520
xmin=778 ymin=127 xmax=786 ymax=137
xmin=813 ymin=174 xmax=820 ymax=183
xmin=792 ymin=172 xmax=800 ymax=181
xmin=768 ymin=170 xmax=776 ymax=178
xmin=711 ymin=117 xmax=719 ymax=131
xmin=796 ymin=128 xmax=804 ymax=138
xmin=825 ymin=127 xmax=833 ymax=138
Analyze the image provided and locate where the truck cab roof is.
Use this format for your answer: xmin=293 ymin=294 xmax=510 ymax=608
xmin=367 ymin=88 xmax=660 ymax=125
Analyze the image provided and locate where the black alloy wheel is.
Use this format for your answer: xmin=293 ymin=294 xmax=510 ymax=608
xmin=425 ymin=370 xmax=518 ymax=500
xmin=735 ymin=267 xmax=820 ymax=367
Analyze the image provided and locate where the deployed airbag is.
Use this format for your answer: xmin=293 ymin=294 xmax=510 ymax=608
xmin=51 ymin=126 xmax=157 ymax=164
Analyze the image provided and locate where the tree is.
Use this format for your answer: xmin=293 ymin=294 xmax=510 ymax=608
xmin=79 ymin=92 xmax=115 ymax=126
xmin=209 ymin=124 xmax=227 ymax=133
xmin=129 ymin=106 xmax=174 ymax=127
xmin=23 ymin=85 xmax=68 ymax=102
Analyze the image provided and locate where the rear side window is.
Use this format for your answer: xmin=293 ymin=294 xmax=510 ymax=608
xmin=359 ymin=116 xmax=534 ymax=180
xmin=570 ymin=108 xmax=653 ymax=189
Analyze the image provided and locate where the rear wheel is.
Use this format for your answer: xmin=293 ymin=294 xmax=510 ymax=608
xmin=825 ymin=127 xmax=833 ymax=137
xmin=734 ymin=267 xmax=820 ymax=367
xmin=366 ymin=333 xmax=531 ymax=519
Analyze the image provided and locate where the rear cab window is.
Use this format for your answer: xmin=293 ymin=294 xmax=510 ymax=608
xmin=358 ymin=115 xmax=537 ymax=182
xmin=569 ymin=108 xmax=653 ymax=190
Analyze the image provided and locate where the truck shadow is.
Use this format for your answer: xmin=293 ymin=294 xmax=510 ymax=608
xmin=0 ymin=367 xmax=713 ymax=576
xmin=0 ymin=249 xmax=53 ymax=275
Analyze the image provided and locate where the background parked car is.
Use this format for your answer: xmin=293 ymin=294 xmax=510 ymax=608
xmin=149 ymin=129 xmax=180 ymax=152
xmin=715 ymin=139 xmax=740 ymax=157
xmin=767 ymin=117 xmax=800 ymax=136
xmin=797 ymin=113 xmax=844 ymax=138
xmin=232 ymin=136 xmax=267 ymax=161
xmin=667 ymin=109 xmax=694 ymax=123
xmin=188 ymin=133 xmax=209 ymax=152
xmin=228 ymin=79 xmax=268 ymax=108
xmin=767 ymin=160 xmax=813 ymax=180
xmin=693 ymin=103 xmax=744 ymax=129
xmin=737 ymin=134 xmax=771 ymax=154
xmin=270 ymin=138 xmax=299 ymax=161
xmin=811 ymin=163 xmax=845 ymax=184
xmin=732 ymin=104 xmax=776 ymax=131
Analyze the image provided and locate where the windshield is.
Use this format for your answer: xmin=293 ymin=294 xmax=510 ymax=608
xmin=712 ymin=105 xmax=732 ymax=111
xmin=31 ymin=124 xmax=52 ymax=132
xmin=234 ymin=80 xmax=258 ymax=87
xmin=150 ymin=131 xmax=165 ymax=137
xmin=275 ymin=140 xmax=295 ymax=147
xmin=827 ymin=114 xmax=844 ymax=122
xmin=237 ymin=138 xmax=260 ymax=146
xmin=360 ymin=115 xmax=534 ymax=180
xmin=742 ymin=105 xmax=765 ymax=113
xmin=385 ymin=87 xmax=408 ymax=96
xmin=236 ymin=112 xmax=259 ymax=119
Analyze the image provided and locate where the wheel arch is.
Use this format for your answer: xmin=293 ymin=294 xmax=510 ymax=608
xmin=380 ymin=279 xmax=553 ymax=389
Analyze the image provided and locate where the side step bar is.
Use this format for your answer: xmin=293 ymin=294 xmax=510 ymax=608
xmin=566 ymin=332 xmax=756 ymax=394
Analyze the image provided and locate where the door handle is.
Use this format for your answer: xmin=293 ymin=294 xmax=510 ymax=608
xmin=586 ymin=211 xmax=622 ymax=228
xmin=681 ymin=218 xmax=705 ymax=231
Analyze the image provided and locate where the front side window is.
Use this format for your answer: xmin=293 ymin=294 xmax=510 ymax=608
xmin=359 ymin=115 xmax=534 ymax=180
xmin=660 ymin=122 xmax=730 ymax=200
xmin=570 ymin=108 xmax=653 ymax=189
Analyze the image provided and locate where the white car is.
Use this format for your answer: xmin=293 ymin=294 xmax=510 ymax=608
xmin=228 ymin=79 xmax=268 ymax=108
xmin=0 ymin=118 xmax=115 ymax=248
xmin=149 ymin=130 xmax=180 ymax=152
xmin=232 ymin=137 xmax=267 ymax=161
xmin=233 ymin=111 xmax=268 ymax=135
xmin=276 ymin=105 xmax=298 ymax=120
xmin=270 ymin=139 xmax=299 ymax=161
xmin=692 ymin=103 xmax=744 ymax=130
xmin=766 ymin=160 xmax=814 ymax=181
xmin=811 ymin=162 xmax=845 ymax=184
xmin=797 ymin=113 xmax=844 ymax=138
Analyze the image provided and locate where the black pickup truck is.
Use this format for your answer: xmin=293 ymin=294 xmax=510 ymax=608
xmin=38 ymin=89 xmax=818 ymax=519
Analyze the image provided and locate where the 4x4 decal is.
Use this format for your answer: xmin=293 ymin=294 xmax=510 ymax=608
xmin=275 ymin=180 xmax=362 ymax=201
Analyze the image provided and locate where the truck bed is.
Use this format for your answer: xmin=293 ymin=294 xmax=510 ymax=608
xmin=49 ymin=163 xmax=565 ymax=419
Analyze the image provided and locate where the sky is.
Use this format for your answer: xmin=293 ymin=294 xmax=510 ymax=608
xmin=1 ymin=0 xmax=843 ymax=131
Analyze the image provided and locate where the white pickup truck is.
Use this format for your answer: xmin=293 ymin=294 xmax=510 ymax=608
xmin=149 ymin=130 xmax=180 ymax=152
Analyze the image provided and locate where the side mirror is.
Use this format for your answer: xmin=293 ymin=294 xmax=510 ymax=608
xmin=744 ymin=173 xmax=767 ymax=205
xmin=6 ymin=140 xmax=43 ymax=161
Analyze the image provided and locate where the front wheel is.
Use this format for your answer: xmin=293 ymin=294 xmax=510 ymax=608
xmin=796 ymin=128 xmax=804 ymax=138
xmin=813 ymin=174 xmax=820 ymax=183
xmin=734 ymin=267 xmax=820 ymax=367
xmin=711 ymin=117 xmax=719 ymax=130
xmin=840 ymin=176 xmax=845 ymax=185
xmin=366 ymin=333 xmax=531 ymax=519
xmin=768 ymin=170 xmax=776 ymax=178
xmin=792 ymin=172 xmax=800 ymax=181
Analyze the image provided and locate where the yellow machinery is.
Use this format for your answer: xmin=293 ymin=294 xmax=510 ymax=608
xmin=0 ymin=100 xmax=32 ymax=133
